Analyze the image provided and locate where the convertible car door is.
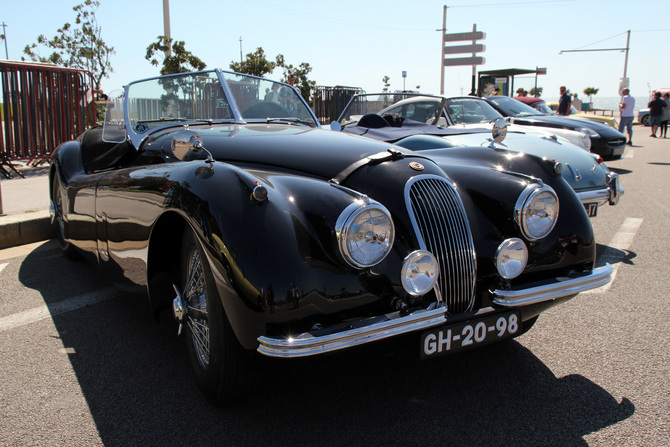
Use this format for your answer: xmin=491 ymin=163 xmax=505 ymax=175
xmin=94 ymin=166 xmax=168 ymax=292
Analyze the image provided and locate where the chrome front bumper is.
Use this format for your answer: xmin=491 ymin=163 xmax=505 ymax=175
xmin=576 ymin=173 xmax=624 ymax=207
xmin=493 ymin=263 xmax=612 ymax=306
xmin=256 ymin=264 xmax=613 ymax=358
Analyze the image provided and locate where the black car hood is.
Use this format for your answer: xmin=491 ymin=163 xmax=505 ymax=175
xmin=146 ymin=124 xmax=416 ymax=179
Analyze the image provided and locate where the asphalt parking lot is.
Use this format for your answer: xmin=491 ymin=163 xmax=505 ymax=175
xmin=1 ymin=129 xmax=669 ymax=446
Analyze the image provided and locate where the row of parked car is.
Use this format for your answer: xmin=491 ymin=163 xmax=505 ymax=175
xmin=49 ymin=70 xmax=617 ymax=403
xmin=332 ymin=92 xmax=624 ymax=219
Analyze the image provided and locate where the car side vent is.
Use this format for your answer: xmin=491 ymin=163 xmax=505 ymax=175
xmin=405 ymin=175 xmax=476 ymax=314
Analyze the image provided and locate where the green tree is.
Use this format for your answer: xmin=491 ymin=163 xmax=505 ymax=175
xmin=229 ymin=47 xmax=275 ymax=77
xmin=22 ymin=0 xmax=115 ymax=90
xmin=146 ymin=36 xmax=206 ymax=75
xmin=583 ymin=87 xmax=599 ymax=104
xmin=529 ymin=87 xmax=543 ymax=97
xmin=275 ymin=54 xmax=316 ymax=103
xmin=382 ymin=76 xmax=391 ymax=93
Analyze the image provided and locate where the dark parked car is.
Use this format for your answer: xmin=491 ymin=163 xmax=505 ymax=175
xmin=50 ymin=70 xmax=612 ymax=404
xmin=486 ymin=95 xmax=627 ymax=160
xmin=333 ymin=93 xmax=623 ymax=217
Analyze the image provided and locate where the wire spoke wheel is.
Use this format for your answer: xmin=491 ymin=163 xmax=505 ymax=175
xmin=51 ymin=176 xmax=79 ymax=259
xmin=183 ymin=248 xmax=210 ymax=368
xmin=179 ymin=226 xmax=250 ymax=404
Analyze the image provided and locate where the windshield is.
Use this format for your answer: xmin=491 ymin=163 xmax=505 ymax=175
xmin=338 ymin=94 xmax=444 ymax=127
xmin=126 ymin=71 xmax=231 ymax=134
xmin=486 ymin=96 xmax=543 ymax=117
xmin=219 ymin=72 xmax=316 ymax=125
xmin=119 ymin=70 xmax=317 ymax=147
xmin=443 ymin=98 xmax=503 ymax=124
xmin=524 ymin=100 xmax=552 ymax=115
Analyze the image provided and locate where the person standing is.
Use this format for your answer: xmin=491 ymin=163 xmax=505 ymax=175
xmin=618 ymin=88 xmax=635 ymax=145
xmin=661 ymin=92 xmax=670 ymax=138
xmin=648 ymin=91 xmax=666 ymax=138
xmin=572 ymin=93 xmax=583 ymax=112
xmin=556 ymin=86 xmax=572 ymax=116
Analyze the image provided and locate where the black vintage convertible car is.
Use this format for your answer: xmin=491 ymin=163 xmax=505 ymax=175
xmin=50 ymin=69 xmax=612 ymax=404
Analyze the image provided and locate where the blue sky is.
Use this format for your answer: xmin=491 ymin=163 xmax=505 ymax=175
xmin=2 ymin=0 xmax=668 ymax=103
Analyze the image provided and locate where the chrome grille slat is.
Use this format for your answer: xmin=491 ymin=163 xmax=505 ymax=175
xmin=608 ymin=137 xmax=626 ymax=148
xmin=406 ymin=176 xmax=476 ymax=314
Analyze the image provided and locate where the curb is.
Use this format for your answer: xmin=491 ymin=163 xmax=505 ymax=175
xmin=0 ymin=211 xmax=54 ymax=250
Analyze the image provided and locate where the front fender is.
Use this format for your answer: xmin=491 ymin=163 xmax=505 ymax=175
xmin=161 ymin=162 xmax=375 ymax=349
xmin=51 ymin=140 xmax=85 ymax=185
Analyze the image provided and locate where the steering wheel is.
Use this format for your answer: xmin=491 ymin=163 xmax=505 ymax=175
xmin=357 ymin=113 xmax=390 ymax=129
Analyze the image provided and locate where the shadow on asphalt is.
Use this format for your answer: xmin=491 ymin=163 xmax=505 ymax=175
xmin=607 ymin=167 xmax=633 ymax=175
xmin=19 ymin=243 xmax=635 ymax=447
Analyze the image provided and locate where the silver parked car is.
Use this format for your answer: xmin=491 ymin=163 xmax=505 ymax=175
xmin=332 ymin=93 xmax=623 ymax=217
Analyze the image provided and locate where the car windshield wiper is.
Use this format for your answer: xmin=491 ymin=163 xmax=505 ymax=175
xmin=264 ymin=117 xmax=315 ymax=127
xmin=136 ymin=117 xmax=216 ymax=125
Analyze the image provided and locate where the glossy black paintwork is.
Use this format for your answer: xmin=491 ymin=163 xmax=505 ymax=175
xmin=484 ymin=96 xmax=627 ymax=158
xmin=51 ymin=122 xmax=596 ymax=349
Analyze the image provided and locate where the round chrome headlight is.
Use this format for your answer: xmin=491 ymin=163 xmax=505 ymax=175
xmin=515 ymin=184 xmax=559 ymax=241
xmin=337 ymin=201 xmax=395 ymax=268
xmin=496 ymin=238 xmax=528 ymax=279
xmin=577 ymin=131 xmax=592 ymax=150
xmin=575 ymin=127 xmax=599 ymax=138
xmin=401 ymin=250 xmax=439 ymax=296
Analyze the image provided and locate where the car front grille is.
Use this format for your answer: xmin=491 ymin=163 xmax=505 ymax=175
xmin=608 ymin=136 xmax=626 ymax=148
xmin=405 ymin=175 xmax=476 ymax=314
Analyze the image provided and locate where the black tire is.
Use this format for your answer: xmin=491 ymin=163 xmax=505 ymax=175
xmin=51 ymin=175 xmax=80 ymax=259
xmin=641 ymin=114 xmax=650 ymax=127
xmin=179 ymin=227 xmax=249 ymax=404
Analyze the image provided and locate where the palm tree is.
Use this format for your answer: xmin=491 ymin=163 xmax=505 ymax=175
xmin=583 ymin=87 xmax=599 ymax=105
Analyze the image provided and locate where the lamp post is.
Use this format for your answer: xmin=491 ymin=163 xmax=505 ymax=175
xmin=559 ymin=30 xmax=631 ymax=95
xmin=162 ymin=0 xmax=171 ymax=56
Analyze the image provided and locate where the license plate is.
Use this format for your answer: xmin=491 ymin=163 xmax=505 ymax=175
xmin=585 ymin=203 xmax=598 ymax=217
xmin=612 ymin=146 xmax=625 ymax=155
xmin=420 ymin=311 xmax=521 ymax=359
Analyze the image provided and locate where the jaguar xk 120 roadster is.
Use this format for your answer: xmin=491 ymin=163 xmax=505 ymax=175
xmin=50 ymin=69 xmax=612 ymax=404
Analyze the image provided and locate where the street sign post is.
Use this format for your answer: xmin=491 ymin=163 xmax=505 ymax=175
xmin=443 ymin=44 xmax=486 ymax=55
xmin=439 ymin=17 xmax=486 ymax=95
xmin=443 ymin=56 xmax=485 ymax=67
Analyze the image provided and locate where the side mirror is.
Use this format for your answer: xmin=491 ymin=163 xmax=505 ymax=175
xmin=330 ymin=121 xmax=342 ymax=132
xmin=171 ymin=129 xmax=206 ymax=161
xmin=491 ymin=118 xmax=508 ymax=144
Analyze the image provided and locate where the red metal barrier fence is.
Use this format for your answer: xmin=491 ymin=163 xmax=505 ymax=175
xmin=1 ymin=61 xmax=95 ymax=177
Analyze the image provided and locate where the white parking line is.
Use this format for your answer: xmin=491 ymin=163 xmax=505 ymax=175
xmin=0 ymin=287 xmax=122 ymax=333
xmin=587 ymin=217 xmax=644 ymax=293
xmin=0 ymin=262 xmax=7 ymax=273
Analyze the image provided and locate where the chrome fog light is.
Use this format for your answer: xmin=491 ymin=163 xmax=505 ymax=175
xmin=401 ymin=250 xmax=439 ymax=296
xmin=496 ymin=238 xmax=528 ymax=279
